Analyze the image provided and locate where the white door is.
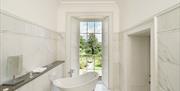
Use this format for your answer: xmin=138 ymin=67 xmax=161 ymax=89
xmin=66 ymin=17 xmax=80 ymax=77
xmin=102 ymin=17 xmax=109 ymax=87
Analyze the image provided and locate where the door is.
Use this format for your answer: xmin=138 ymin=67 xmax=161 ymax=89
xmin=68 ymin=17 xmax=80 ymax=77
xmin=102 ymin=17 xmax=109 ymax=87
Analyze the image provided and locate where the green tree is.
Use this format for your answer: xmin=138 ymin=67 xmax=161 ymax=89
xmin=80 ymin=36 xmax=86 ymax=54
xmin=85 ymin=33 xmax=102 ymax=56
xmin=80 ymin=33 xmax=102 ymax=67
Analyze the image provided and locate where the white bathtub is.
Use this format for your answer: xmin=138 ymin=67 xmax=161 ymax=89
xmin=53 ymin=72 xmax=99 ymax=91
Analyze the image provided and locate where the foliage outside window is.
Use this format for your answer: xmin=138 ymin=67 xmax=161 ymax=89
xmin=80 ymin=21 xmax=102 ymax=76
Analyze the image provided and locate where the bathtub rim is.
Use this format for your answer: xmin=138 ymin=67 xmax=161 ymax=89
xmin=53 ymin=72 xmax=99 ymax=89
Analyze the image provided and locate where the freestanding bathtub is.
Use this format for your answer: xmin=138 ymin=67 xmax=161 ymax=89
xmin=53 ymin=72 xmax=99 ymax=91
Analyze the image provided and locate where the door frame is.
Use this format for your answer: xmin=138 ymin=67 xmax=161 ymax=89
xmin=65 ymin=12 xmax=114 ymax=90
xmin=121 ymin=19 xmax=158 ymax=91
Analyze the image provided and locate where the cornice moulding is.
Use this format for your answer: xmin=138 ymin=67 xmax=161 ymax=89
xmin=59 ymin=0 xmax=118 ymax=5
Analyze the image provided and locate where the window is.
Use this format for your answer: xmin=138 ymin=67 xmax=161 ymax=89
xmin=79 ymin=21 xmax=102 ymax=76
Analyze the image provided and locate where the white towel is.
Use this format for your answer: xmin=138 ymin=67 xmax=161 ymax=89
xmin=32 ymin=67 xmax=47 ymax=73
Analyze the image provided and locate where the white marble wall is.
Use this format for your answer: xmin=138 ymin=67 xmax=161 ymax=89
xmin=111 ymin=33 xmax=120 ymax=91
xmin=0 ymin=10 xmax=60 ymax=84
xmin=15 ymin=64 xmax=64 ymax=91
xmin=157 ymin=6 xmax=180 ymax=91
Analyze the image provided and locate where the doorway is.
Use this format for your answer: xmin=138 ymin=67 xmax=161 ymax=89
xmin=67 ymin=16 xmax=110 ymax=89
xmin=127 ymin=29 xmax=151 ymax=91
xmin=79 ymin=21 xmax=103 ymax=77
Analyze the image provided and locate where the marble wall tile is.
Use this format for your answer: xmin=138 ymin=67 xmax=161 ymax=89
xmin=0 ymin=11 xmax=59 ymax=84
xmin=158 ymin=30 xmax=180 ymax=91
xmin=157 ymin=6 xmax=180 ymax=91
xmin=0 ymin=33 xmax=23 ymax=82
xmin=158 ymin=7 xmax=180 ymax=32
xmin=57 ymin=32 xmax=66 ymax=60
xmin=157 ymin=7 xmax=180 ymax=91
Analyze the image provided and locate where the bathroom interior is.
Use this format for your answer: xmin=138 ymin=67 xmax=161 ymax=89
xmin=0 ymin=0 xmax=180 ymax=91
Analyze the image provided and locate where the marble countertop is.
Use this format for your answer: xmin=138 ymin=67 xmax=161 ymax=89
xmin=0 ymin=60 xmax=64 ymax=91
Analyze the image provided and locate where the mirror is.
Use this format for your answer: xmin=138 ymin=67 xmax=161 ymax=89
xmin=7 ymin=55 xmax=23 ymax=79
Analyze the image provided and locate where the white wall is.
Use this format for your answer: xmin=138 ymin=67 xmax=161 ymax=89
xmin=15 ymin=64 xmax=64 ymax=91
xmin=119 ymin=0 xmax=180 ymax=31
xmin=0 ymin=10 xmax=60 ymax=84
xmin=57 ymin=1 xmax=120 ymax=33
xmin=56 ymin=1 xmax=120 ymax=90
xmin=0 ymin=0 xmax=59 ymax=31
xmin=119 ymin=20 xmax=154 ymax=91
xmin=157 ymin=6 xmax=180 ymax=91
xmin=0 ymin=0 xmax=62 ymax=84
xmin=57 ymin=1 xmax=120 ymax=60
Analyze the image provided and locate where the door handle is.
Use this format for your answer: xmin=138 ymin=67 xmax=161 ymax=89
xmin=149 ymin=81 xmax=151 ymax=84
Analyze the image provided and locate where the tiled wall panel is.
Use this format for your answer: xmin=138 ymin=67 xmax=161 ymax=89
xmin=0 ymin=11 xmax=60 ymax=84
xmin=157 ymin=7 xmax=180 ymax=91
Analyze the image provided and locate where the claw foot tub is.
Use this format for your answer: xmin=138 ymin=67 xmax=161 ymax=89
xmin=53 ymin=72 xmax=99 ymax=91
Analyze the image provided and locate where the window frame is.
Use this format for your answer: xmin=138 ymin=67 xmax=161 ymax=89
xmin=79 ymin=20 xmax=103 ymax=75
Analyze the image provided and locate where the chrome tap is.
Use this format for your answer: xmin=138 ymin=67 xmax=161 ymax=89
xmin=68 ymin=69 xmax=74 ymax=77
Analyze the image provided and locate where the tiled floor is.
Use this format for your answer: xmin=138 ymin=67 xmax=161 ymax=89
xmin=95 ymin=81 xmax=109 ymax=91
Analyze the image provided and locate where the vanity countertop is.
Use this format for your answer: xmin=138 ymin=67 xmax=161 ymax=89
xmin=0 ymin=60 xmax=64 ymax=91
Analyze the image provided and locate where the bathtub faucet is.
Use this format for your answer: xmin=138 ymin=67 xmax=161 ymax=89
xmin=68 ymin=69 xmax=74 ymax=77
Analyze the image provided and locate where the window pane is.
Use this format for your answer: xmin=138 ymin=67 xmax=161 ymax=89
xmin=80 ymin=34 xmax=88 ymax=41
xmin=80 ymin=21 xmax=102 ymax=76
xmin=95 ymin=56 xmax=102 ymax=70
xmin=79 ymin=56 xmax=87 ymax=75
xmin=95 ymin=22 xmax=102 ymax=33
xmin=80 ymin=22 xmax=87 ymax=33
xmin=95 ymin=34 xmax=102 ymax=43
xmin=88 ymin=22 xmax=95 ymax=33
xmin=86 ymin=57 xmax=95 ymax=70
